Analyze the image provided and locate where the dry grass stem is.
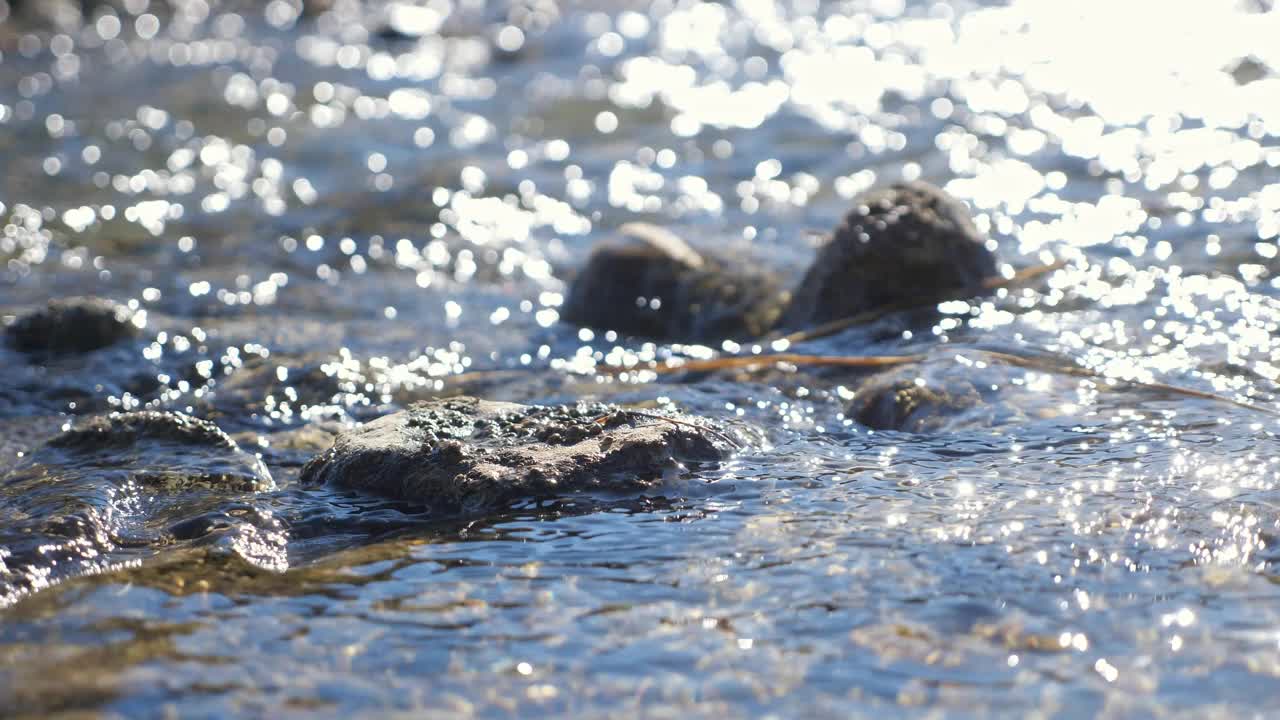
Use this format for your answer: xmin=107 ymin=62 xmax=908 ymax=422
xmin=771 ymin=259 xmax=1069 ymax=346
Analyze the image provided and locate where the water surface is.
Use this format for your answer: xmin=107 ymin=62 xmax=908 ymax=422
xmin=3 ymin=0 xmax=1280 ymax=716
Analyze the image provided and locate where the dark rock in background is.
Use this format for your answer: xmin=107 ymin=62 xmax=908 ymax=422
xmin=562 ymin=222 xmax=787 ymax=342
xmin=5 ymin=297 xmax=140 ymax=355
xmin=783 ymin=182 xmax=998 ymax=328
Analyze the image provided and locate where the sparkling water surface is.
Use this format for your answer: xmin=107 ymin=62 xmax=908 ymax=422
xmin=3 ymin=0 xmax=1280 ymax=716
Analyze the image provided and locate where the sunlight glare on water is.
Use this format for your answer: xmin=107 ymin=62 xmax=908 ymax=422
xmin=2 ymin=0 xmax=1280 ymax=716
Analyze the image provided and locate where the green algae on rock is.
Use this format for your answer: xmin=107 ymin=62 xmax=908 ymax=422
xmin=300 ymin=396 xmax=730 ymax=510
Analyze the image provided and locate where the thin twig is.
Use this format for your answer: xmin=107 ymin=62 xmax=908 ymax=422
xmin=604 ymin=352 xmax=927 ymax=376
xmin=593 ymin=410 xmax=742 ymax=449
xmin=770 ymin=259 xmax=1069 ymax=346
xmin=610 ymin=348 xmax=1280 ymax=419
xmin=977 ymin=350 xmax=1280 ymax=418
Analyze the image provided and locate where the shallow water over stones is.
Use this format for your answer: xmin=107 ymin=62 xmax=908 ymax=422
xmin=0 ymin=411 xmax=279 ymax=606
xmin=4 ymin=0 xmax=1280 ymax=717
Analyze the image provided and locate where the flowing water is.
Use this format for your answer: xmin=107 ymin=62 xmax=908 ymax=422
xmin=2 ymin=0 xmax=1280 ymax=716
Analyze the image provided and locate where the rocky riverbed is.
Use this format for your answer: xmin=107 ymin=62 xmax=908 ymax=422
xmin=3 ymin=0 xmax=1280 ymax=717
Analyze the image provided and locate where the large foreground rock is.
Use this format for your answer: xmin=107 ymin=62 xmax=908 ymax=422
xmin=301 ymin=397 xmax=730 ymax=510
xmin=561 ymin=223 xmax=787 ymax=341
xmin=5 ymin=297 xmax=140 ymax=354
xmin=784 ymin=182 xmax=998 ymax=327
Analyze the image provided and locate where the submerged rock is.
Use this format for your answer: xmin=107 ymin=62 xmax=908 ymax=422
xmin=849 ymin=372 xmax=985 ymax=433
xmin=847 ymin=361 xmax=1060 ymax=433
xmin=43 ymin=411 xmax=274 ymax=490
xmin=0 ymin=411 xmax=278 ymax=604
xmin=194 ymin=351 xmax=458 ymax=431
xmin=561 ymin=223 xmax=788 ymax=341
xmin=199 ymin=353 xmax=352 ymax=425
xmin=5 ymin=297 xmax=140 ymax=354
xmin=301 ymin=396 xmax=729 ymax=510
xmin=783 ymin=182 xmax=997 ymax=328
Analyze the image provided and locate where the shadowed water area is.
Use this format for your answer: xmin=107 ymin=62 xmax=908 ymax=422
xmin=3 ymin=0 xmax=1280 ymax=716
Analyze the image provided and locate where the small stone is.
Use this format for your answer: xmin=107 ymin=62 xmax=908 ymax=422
xmin=203 ymin=354 xmax=347 ymax=415
xmin=300 ymin=396 xmax=729 ymax=511
xmin=6 ymin=297 xmax=140 ymax=354
xmin=561 ymin=223 xmax=787 ymax=341
xmin=849 ymin=372 xmax=983 ymax=433
xmin=783 ymin=182 xmax=997 ymax=328
xmin=847 ymin=361 xmax=1053 ymax=433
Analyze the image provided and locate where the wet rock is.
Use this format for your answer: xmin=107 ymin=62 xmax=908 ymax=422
xmin=41 ymin=410 xmax=274 ymax=491
xmin=5 ymin=297 xmax=140 ymax=354
xmin=233 ymin=421 xmax=346 ymax=468
xmin=784 ymin=182 xmax=997 ymax=328
xmin=562 ymin=223 xmax=787 ymax=341
xmin=301 ymin=396 xmax=729 ymax=510
xmin=0 ymin=411 xmax=277 ymax=603
xmin=563 ymin=183 xmax=997 ymax=342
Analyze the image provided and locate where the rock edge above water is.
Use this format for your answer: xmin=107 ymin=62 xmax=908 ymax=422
xmin=300 ymin=397 xmax=730 ymax=510
xmin=784 ymin=181 xmax=998 ymax=327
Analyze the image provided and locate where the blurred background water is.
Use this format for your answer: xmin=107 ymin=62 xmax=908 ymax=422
xmin=2 ymin=0 xmax=1280 ymax=716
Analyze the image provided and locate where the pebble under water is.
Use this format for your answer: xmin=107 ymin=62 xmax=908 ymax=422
xmin=4 ymin=0 xmax=1280 ymax=716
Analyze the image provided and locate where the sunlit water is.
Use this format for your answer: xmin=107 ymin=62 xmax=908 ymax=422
xmin=3 ymin=0 xmax=1280 ymax=716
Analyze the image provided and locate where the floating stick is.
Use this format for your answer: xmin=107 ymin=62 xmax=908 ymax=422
xmin=770 ymin=259 xmax=1069 ymax=346
xmin=605 ymin=348 xmax=1280 ymax=419
xmin=601 ymin=352 xmax=925 ymax=376
xmin=592 ymin=409 xmax=742 ymax=449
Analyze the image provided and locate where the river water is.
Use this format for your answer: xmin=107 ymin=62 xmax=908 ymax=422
xmin=2 ymin=0 xmax=1280 ymax=716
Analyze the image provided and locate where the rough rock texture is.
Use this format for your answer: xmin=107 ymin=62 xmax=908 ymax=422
xmin=5 ymin=297 xmax=140 ymax=354
xmin=301 ymin=396 xmax=729 ymax=510
xmin=561 ymin=223 xmax=787 ymax=341
xmin=783 ymin=182 xmax=998 ymax=328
